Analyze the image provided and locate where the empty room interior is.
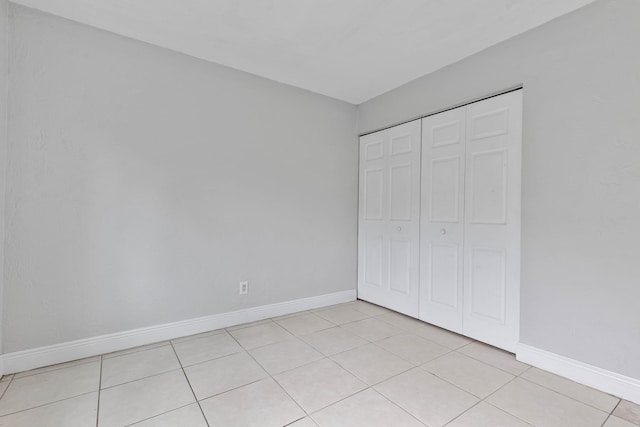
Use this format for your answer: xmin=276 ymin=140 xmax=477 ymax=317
xmin=0 ymin=0 xmax=639 ymax=426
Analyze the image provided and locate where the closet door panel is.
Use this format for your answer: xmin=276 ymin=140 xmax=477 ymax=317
xmin=358 ymin=120 xmax=421 ymax=317
xmin=419 ymin=107 xmax=466 ymax=332
xmin=463 ymin=90 xmax=522 ymax=352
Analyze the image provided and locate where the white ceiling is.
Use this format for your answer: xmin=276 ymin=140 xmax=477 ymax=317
xmin=12 ymin=0 xmax=596 ymax=104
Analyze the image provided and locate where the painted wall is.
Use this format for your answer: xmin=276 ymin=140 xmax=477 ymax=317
xmin=0 ymin=0 xmax=8 ymax=356
xmin=4 ymin=5 xmax=357 ymax=353
xmin=358 ymin=0 xmax=640 ymax=380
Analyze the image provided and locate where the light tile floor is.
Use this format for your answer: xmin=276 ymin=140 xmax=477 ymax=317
xmin=0 ymin=300 xmax=638 ymax=427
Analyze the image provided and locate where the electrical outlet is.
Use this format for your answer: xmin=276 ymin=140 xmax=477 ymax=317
xmin=239 ymin=281 xmax=248 ymax=295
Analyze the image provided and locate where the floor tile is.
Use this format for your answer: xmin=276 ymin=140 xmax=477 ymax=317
xmin=446 ymin=402 xmax=532 ymax=427
xmin=457 ymin=342 xmax=529 ymax=375
xmin=374 ymin=367 xmax=478 ymax=427
xmin=0 ymin=382 xmax=9 ymax=398
xmin=0 ymin=392 xmax=97 ymax=427
xmin=421 ymin=352 xmax=514 ymax=398
xmin=103 ymin=341 xmax=170 ymax=359
xmin=226 ymin=318 xmax=274 ymax=332
xmin=521 ymin=367 xmax=619 ymax=412
xmin=184 ymin=351 xmax=267 ymax=400
xmin=14 ymin=356 xmax=101 ymax=379
xmin=275 ymin=313 xmax=334 ymax=336
xmin=487 ymin=378 xmax=608 ymax=427
xmin=300 ymin=327 xmax=368 ymax=356
xmin=341 ymin=318 xmax=403 ymax=342
xmin=331 ymin=343 xmax=413 ymax=385
xmin=604 ymin=415 xmax=640 ymax=427
xmin=172 ymin=331 xmax=243 ymax=367
xmin=410 ymin=322 xmax=474 ymax=349
xmin=312 ymin=388 xmax=423 ymax=427
xmin=352 ymin=301 xmax=393 ymax=316
xmin=288 ymin=417 xmax=318 ymax=426
xmin=376 ymin=333 xmax=450 ymax=365
xmin=229 ymin=322 xmax=294 ymax=350
xmin=274 ymin=358 xmax=366 ymax=413
xmin=375 ymin=312 xmax=425 ymax=331
xmin=315 ymin=306 xmax=369 ymax=325
xmin=171 ymin=329 xmax=226 ymax=344
xmin=0 ymin=375 xmax=13 ymax=383
xmin=200 ymin=377 xmax=304 ymax=427
xmin=98 ymin=370 xmax=194 ymax=427
xmin=614 ymin=400 xmax=640 ymax=425
xmin=249 ymin=338 xmax=323 ymax=375
xmin=101 ymin=345 xmax=181 ymax=388
xmin=0 ymin=362 xmax=100 ymax=416
xmin=130 ymin=404 xmax=207 ymax=426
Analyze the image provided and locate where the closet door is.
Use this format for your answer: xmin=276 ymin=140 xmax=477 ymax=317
xmin=463 ymin=90 xmax=522 ymax=352
xmin=419 ymin=107 xmax=466 ymax=332
xmin=358 ymin=120 xmax=421 ymax=317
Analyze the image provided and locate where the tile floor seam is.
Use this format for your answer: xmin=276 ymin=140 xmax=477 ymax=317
xmin=328 ymin=353 xmax=416 ymax=388
xmin=121 ymin=403 xmax=197 ymax=427
xmin=441 ymin=398 xmax=486 ymax=426
xmin=517 ymin=374 xmax=616 ymax=415
xmin=305 ymin=385 xmax=372 ymax=417
xmin=168 ymin=341 xmax=210 ymax=427
xmin=478 ymin=376 xmax=604 ymax=427
xmin=178 ymin=348 xmax=245 ymax=369
xmin=99 ymin=367 xmax=185 ymax=391
xmin=95 ymin=355 xmax=103 ymax=427
xmin=102 ymin=342 xmax=171 ymax=360
xmin=225 ymin=330 xmax=310 ymax=418
xmin=452 ymin=347 xmax=526 ymax=376
xmin=12 ymin=357 xmax=102 ymax=380
xmin=0 ymin=376 xmax=13 ymax=400
xmin=366 ymin=386 xmax=429 ymax=426
xmin=223 ymin=318 xmax=276 ymax=333
xmin=368 ymin=335 xmax=456 ymax=367
xmin=276 ymin=322 xmax=335 ymax=337
xmin=248 ymin=349 xmax=327 ymax=377
xmin=418 ymin=365 xmax=509 ymax=401
xmin=0 ymin=390 xmax=97 ymax=419
xmin=601 ymin=414 xmax=612 ymax=427
xmin=480 ymin=400 xmax=537 ymax=427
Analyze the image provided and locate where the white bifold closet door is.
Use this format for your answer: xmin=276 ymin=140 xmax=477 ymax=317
xmin=420 ymin=90 xmax=522 ymax=352
xmin=358 ymin=120 xmax=421 ymax=317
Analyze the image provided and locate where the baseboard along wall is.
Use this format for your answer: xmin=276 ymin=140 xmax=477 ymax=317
xmin=1 ymin=289 xmax=356 ymax=375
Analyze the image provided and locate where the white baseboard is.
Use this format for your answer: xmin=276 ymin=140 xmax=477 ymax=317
xmin=517 ymin=343 xmax=640 ymax=405
xmin=1 ymin=289 xmax=356 ymax=375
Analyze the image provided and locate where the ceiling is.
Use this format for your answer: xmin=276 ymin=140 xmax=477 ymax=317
xmin=11 ymin=0 xmax=596 ymax=104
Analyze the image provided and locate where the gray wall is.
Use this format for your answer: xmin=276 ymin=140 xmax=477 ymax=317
xmin=0 ymin=0 xmax=7 ymax=355
xmin=0 ymin=0 xmax=9 ymax=354
xmin=358 ymin=0 xmax=640 ymax=380
xmin=4 ymin=5 xmax=358 ymax=353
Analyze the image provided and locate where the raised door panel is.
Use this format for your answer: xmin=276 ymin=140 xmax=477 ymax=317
xmin=463 ymin=90 xmax=522 ymax=352
xmin=419 ymin=107 xmax=466 ymax=332
xmin=358 ymin=120 xmax=421 ymax=318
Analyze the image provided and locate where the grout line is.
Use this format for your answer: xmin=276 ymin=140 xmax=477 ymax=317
xmin=0 ymin=390 xmax=97 ymax=418
xmin=516 ymin=375 xmax=616 ymax=414
xmin=478 ymin=401 xmax=536 ymax=427
xmin=99 ymin=367 xmax=185 ymax=391
xmin=0 ymin=375 xmax=14 ymax=400
xmin=11 ymin=356 xmax=102 ymax=379
xmin=95 ymin=355 xmax=103 ymax=427
xmin=102 ymin=342 xmax=171 ymax=360
xmin=122 ymin=403 xmax=196 ymax=427
xmin=366 ymin=387 xmax=428 ymax=426
xmin=441 ymin=399 xmax=486 ymax=427
xmin=168 ymin=341 xmax=210 ymax=427
xmin=226 ymin=324 xmax=309 ymax=418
